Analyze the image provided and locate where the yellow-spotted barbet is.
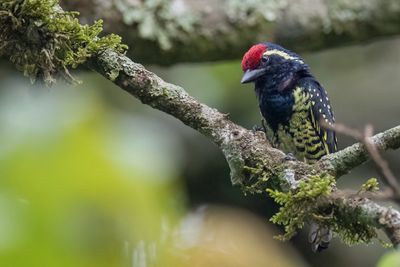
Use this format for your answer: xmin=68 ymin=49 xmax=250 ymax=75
xmin=241 ymin=42 xmax=338 ymax=252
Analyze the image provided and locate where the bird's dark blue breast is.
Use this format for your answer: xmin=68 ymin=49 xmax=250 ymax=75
xmin=256 ymin=83 xmax=294 ymax=132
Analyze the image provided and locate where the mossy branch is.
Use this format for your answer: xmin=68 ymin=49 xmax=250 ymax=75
xmin=2 ymin=0 xmax=400 ymax=248
xmin=59 ymin=49 xmax=400 ymax=247
xmin=60 ymin=0 xmax=400 ymax=65
xmin=0 ymin=0 xmax=127 ymax=84
xmin=318 ymin=126 xmax=400 ymax=177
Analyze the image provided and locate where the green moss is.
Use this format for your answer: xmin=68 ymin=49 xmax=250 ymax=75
xmin=267 ymin=174 xmax=335 ymax=240
xmin=360 ymin=178 xmax=379 ymax=192
xmin=0 ymin=0 xmax=127 ymax=85
xmin=241 ymin=163 xmax=286 ymax=194
xmin=328 ymin=177 xmax=380 ymax=246
xmin=107 ymin=68 xmax=122 ymax=82
xmin=241 ymin=165 xmax=270 ymax=194
xmin=329 ymin=202 xmax=378 ymax=245
xmin=266 ymin=174 xmax=383 ymax=245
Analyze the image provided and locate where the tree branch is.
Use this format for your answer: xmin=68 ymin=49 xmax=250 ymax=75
xmin=88 ymin=49 xmax=400 ymax=245
xmin=331 ymin=194 xmax=400 ymax=246
xmin=318 ymin=125 xmax=400 ymax=178
xmin=321 ymin=123 xmax=400 ymax=202
xmin=61 ymin=0 xmax=400 ymax=64
xmin=4 ymin=0 xmax=400 ymax=248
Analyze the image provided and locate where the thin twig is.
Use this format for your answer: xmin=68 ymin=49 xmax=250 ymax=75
xmin=322 ymin=121 xmax=400 ymax=203
xmin=333 ymin=188 xmax=395 ymax=202
xmin=362 ymin=125 xmax=400 ymax=199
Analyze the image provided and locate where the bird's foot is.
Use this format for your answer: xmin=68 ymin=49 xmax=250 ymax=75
xmin=309 ymin=222 xmax=332 ymax=253
xmin=284 ymin=153 xmax=296 ymax=161
xmin=252 ymin=124 xmax=265 ymax=133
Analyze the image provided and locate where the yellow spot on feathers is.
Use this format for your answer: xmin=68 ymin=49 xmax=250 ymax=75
xmin=272 ymin=86 xmax=334 ymax=163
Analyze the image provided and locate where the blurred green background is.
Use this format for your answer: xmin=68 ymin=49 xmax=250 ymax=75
xmin=0 ymin=36 xmax=399 ymax=267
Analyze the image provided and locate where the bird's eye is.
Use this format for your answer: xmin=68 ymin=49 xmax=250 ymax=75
xmin=261 ymin=57 xmax=269 ymax=64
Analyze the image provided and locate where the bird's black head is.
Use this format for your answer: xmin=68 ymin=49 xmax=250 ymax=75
xmin=241 ymin=42 xmax=308 ymax=88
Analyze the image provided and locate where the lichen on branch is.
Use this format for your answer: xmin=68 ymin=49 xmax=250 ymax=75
xmin=3 ymin=1 xmax=400 ymax=249
xmin=114 ymin=0 xmax=197 ymax=50
xmin=0 ymin=0 xmax=127 ymax=84
xmin=60 ymin=0 xmax=400 ymax=65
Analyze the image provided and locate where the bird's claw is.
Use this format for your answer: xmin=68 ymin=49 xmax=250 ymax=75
xmin=252 ymin=124 xmax=265 ymax=133
xmin=284 ymin=153 xmax=296 ymax=161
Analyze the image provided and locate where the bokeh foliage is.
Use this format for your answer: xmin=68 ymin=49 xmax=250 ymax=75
xmin=0 ymin=82 xmax=307 ymax=267
xmin=0 ymin=87 xmax=182 ymax=266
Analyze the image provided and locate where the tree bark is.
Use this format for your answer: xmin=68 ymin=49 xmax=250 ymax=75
xmin=3 ymin=0 xmax=400 ymax=247
xmin=61 ymin=0 xmax=400 ymax=65
xmin=88 ymin=49 xmax=400 ymax=245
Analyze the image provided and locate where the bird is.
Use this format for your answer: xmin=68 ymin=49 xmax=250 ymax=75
xmin=241 ymin=42 xmax=337 ymax=252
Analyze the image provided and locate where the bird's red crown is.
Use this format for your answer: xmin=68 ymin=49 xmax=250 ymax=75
xmin=241 ymin=44 xmax=267 ymax=71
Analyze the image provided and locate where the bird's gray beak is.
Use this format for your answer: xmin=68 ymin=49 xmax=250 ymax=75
xmin=241 ymin=68 xmax=267 ymax=84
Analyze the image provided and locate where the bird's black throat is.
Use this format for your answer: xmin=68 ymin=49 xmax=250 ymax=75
xmin=254 ymin=72 xmax=300 ymax=132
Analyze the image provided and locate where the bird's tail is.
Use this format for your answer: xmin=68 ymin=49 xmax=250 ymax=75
xmin=309 ymin=222 xmax=332 ymax=252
